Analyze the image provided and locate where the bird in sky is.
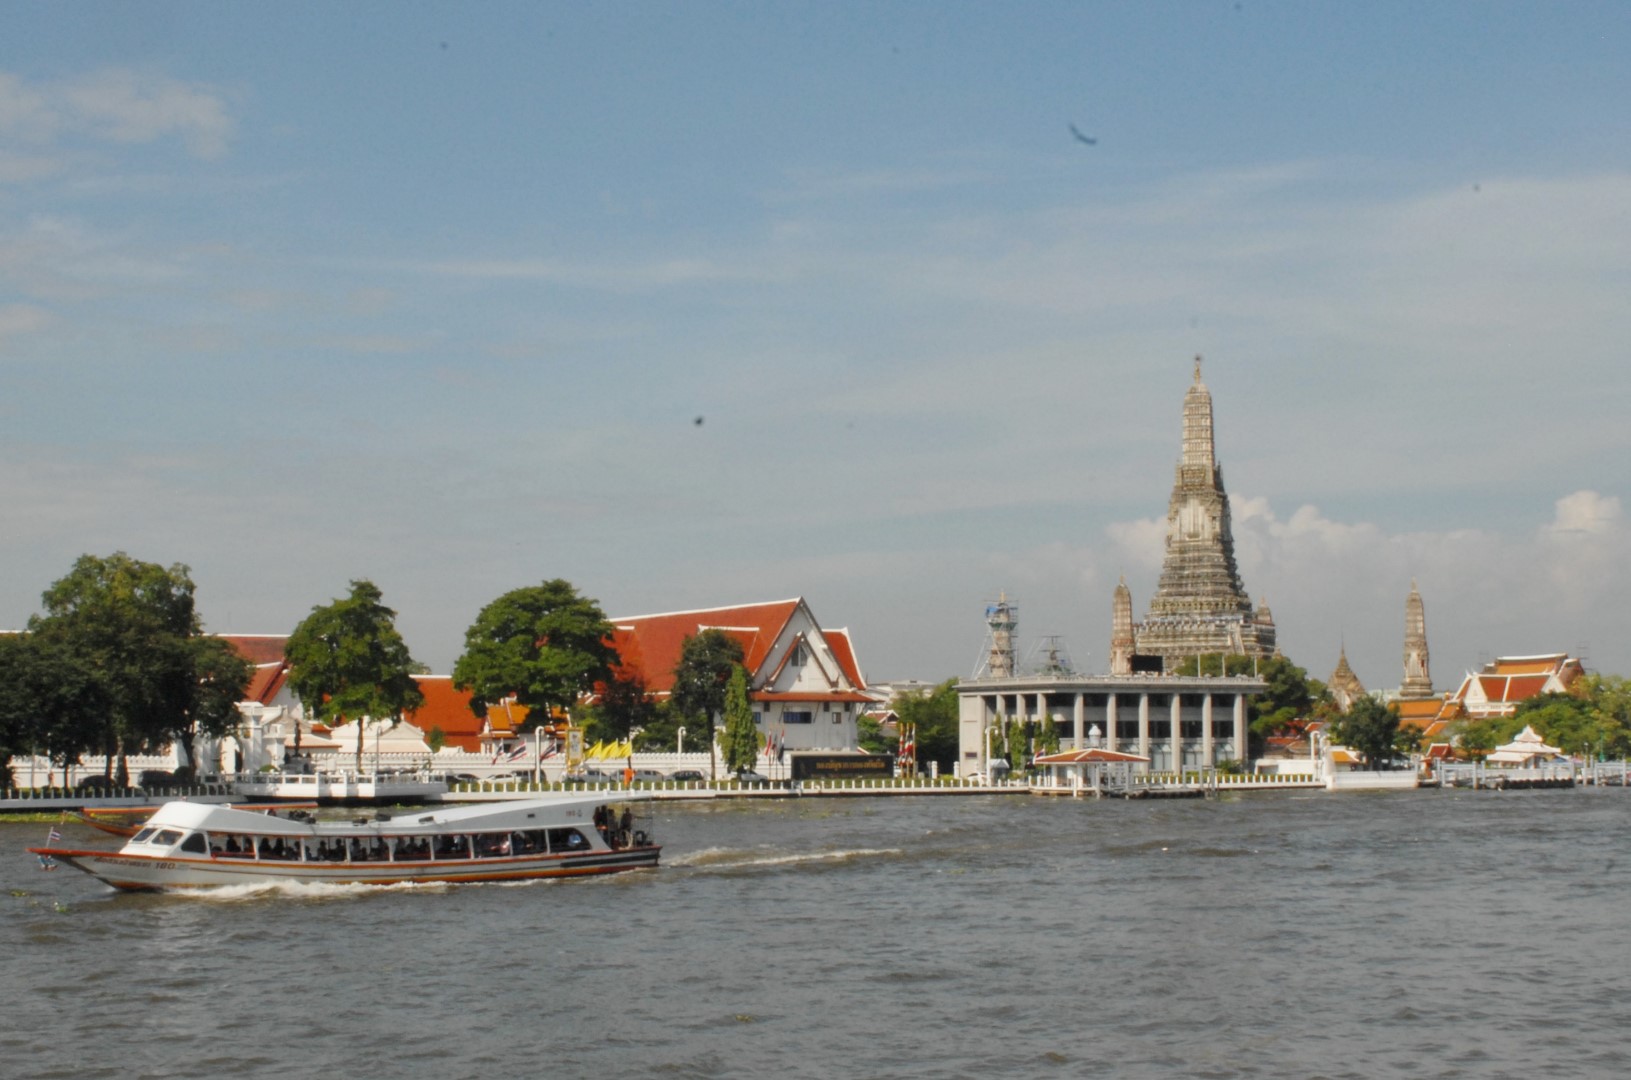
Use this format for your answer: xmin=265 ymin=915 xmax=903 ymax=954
xmin=1069 ymin=123 xmax=1097 ymax=146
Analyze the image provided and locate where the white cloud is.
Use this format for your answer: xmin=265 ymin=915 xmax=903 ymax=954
xmin=1090 ymin=489 xmax=1630 ymax=689
xmin=0 ymin=302 xmax=54 ymax=339
xmin=0 ymin=68 xmax=233 ymax=161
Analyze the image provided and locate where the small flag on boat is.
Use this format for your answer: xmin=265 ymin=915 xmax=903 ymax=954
xmin=47 ymin=826 xmax=61 ymax=844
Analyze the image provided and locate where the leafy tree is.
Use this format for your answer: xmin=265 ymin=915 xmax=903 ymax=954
xmin=1173 ymin=653 xmax=1324 ymax=754
xmin=453 ymin=579 xmax=619 ymax=733
xmin=1038 ymin=711 xmax=1061 ymax=757
xmin=670 ymin=629 xmax=746 ymax=776
xmin=856 ymin=710 xmax=892 ymax=754
xmin=595 ymin=667 xmax=658 ymax=742
xmin=1330 ymin=696 xmax=1400 ymax=769
xmin=24 ymin=553 xmax=250 ymax=784
xmin=286 ymin=580 xmax=425 ymax=770
xmin=0 ymin=633 xmax=97 ymax=786
xmin=720 ymin=664 xmax=758 ymax=775
xmin=631 ymin=701 xmax=683 ymax=752
xmin=892 ymin=679 xmax=960 ymax=771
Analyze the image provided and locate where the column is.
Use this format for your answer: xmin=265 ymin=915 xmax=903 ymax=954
xmin=1074 ymin=693 xmax=1085 ymax=749
xmin=1202 ymin=693 xmax=1214 ymax=768
xmin=1233 ymin=694 xmax=1247 ymax=769
xmin=1137 ymin=693 xmax=1150 ymax=770
xmin=1170 ymin=696 xmax=1182 ymax=773
xmin=1104 ymin=693 xmax=1117 ymax=752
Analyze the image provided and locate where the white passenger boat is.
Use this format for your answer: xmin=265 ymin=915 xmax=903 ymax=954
xmin=30 ymin=794 xmax=659 ymax=891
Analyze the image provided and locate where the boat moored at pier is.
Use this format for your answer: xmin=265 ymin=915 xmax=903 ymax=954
xmin=31 ymin=793 xmax=658 ymax=891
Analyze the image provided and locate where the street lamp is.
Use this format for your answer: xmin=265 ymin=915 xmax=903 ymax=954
xmin=677 ymin=726 xmax=686 ymax=755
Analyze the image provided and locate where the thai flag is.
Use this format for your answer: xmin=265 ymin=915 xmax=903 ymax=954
xmin=47 ymin=826 xmax=61 ymax=844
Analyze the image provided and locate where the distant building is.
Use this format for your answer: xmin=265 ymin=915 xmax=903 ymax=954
xmin=1326 ymin=647 xmax=1366 ymax=712
xmin=1399 ymin=652 xmax=1586 ymax=748
xmin=1125 ymin=359 xmax=1277 ymax=670
xmin=609 ymin=598 xmax=872 ymax=753
xmin=1400 ymin=581 xmax=1434 ymax=699
xmin=1441 ymin=653 xmax=1586 ymax=721
xmin=957 ymin=670 xmax=1266 ymax=776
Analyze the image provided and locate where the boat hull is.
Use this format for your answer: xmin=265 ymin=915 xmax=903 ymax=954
xmin=32 ymin=845 xmax=660 ymax=892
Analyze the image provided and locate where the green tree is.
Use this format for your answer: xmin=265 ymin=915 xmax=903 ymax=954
xmin=670 ymin=629 xmax=746 ymax=777
xmin=1038 ymin=711 xmax=1061 ymax=757
xmin=892 ymin=679 xmax=960 ymax=772
xmin=1170 ymin=653 xmax=1322 ymax=745
xmin=0 ymin=633 xmax=106 ymax=788
xmin=1330 ymin=696 xmax=1401 ymax=769
xmin=631 ymin=700 xmax=683 ymax=752
xmin=285 ymin=580 xmax=425 ymax=771
xmin=856 ymin=709 xmax=892 ymax=754
xmin=720 ymin=664 xmax=759 ymax=775
xmin=1511 ymin=690 xmax=1611 ymax=757
xmin=453 ymin=579 xmax=619 ymax=733
xmin=25 ymin=553 xmax=250 ymax=785
xmin=594 ymin=667 xmax=658 ymax=742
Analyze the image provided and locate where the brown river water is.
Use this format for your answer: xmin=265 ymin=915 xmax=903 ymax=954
xmin=4 ymin=788 xmax=1629 ymax=1079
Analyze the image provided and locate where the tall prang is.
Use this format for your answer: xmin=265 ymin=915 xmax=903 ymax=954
xmin=1400 ymin=580 xmax=1433 ymax=698
xmin=1131 ymin=358 xmax=1277 ymax=668
xmin=1109 ymin=577 xmax=1135 ymax=676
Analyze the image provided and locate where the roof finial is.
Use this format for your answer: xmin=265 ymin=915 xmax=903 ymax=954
xmin=1194 ymin=354 xmax=1203 ymax=381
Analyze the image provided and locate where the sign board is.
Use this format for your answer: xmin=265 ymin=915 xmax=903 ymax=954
xmin=789 ymin=753 xmax=896 ymax=781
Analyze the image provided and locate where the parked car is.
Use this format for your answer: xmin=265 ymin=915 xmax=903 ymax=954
xmin=670 ymin=769 xmax=706 ymax=783
xmin=564 ymin=767 xmax=612 ymax=783
xmin=735 ymin=770 xmax=769 ymax=784
xmin=631 ymin=769 xmax=666 ymax=783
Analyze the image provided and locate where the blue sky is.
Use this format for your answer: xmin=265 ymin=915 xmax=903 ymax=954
xmin=3 ymin=2 xmax=1629 ymax=692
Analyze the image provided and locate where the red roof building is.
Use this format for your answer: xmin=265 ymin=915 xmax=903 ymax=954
xmin=609 ymin=597 xmax=874 ymax=752
xmin=1443 ymin=653 xmax=1585 ymax=721
xmin=1400 ymin=654 xmax=1588 ymax=744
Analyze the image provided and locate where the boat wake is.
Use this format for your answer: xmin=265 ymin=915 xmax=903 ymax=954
xmin=174 ymin=878 xmax=452 ymax=903
xmin=672 ymin=846 xmax=902 ymax=871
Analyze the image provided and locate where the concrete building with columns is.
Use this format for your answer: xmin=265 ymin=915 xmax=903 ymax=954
xmin=956 ymin=672 xmax=1266 ymax=777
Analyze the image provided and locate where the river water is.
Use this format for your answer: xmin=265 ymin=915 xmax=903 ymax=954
xmin=4 ymin=788 xmax=1629 ymax=1079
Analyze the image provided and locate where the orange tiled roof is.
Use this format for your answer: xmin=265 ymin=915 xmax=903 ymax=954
xmin=243 ymin=662 xmax=289 ymax=706
xmin=1395 ymin=697 xmax=1446 ymax=731
xmin=822 ymin=628 xmax=867 ymax=691
xmin=608 ymin=599 xmax=802 ymax=694
xmin=219 ymin=634 xmax=289 ymax=665
xmin=403 ymin=675 xmax=531 ymax=753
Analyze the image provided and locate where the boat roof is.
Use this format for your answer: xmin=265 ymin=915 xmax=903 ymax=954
xmin=139 ymin=793 xmax=651 ymax=838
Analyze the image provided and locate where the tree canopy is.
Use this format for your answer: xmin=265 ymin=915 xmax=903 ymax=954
xmin=1170 ymin=653 xmax=1325 ymax=748
xmin=670 ymin=627 xmax=745 ymax=732
xmin=452 ymin=579 xmax=619 ymax=730
xmin=285 ymin=579 xmax=424 ymax=769
xmin=892 ymin=679 xmax=960 ymax=772
xmin=1329 ymin=696 xmax=1401 ymax=769
xmin=1453 ymin=678 xmax=1631 ymax=759
xmin=15 ymin=553 xmax=251 ymax=784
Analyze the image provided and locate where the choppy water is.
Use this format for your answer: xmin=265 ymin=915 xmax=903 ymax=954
xmin=5 ymin=789 xmax=1630 ymax=1079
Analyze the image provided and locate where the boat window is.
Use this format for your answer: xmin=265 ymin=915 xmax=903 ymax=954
xmin=473 ymin=832 xmax=514 ymax=858
xmin=547 ymin=827 xmax=589 ymax=853
xmin=180 ymin=832 xmax=208 ymax=855
xmin=151 ymin=829 xmax=183 ymax=846
xmin=132 ymin=827 xmax=156 ymax=843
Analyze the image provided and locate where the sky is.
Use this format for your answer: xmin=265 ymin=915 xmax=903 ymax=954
xmin=3 ymin=2 xmax=1629 ymax=694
